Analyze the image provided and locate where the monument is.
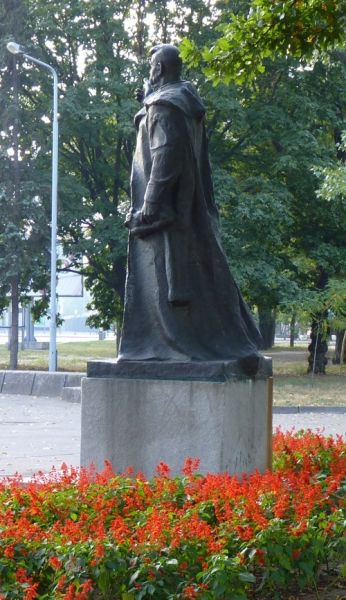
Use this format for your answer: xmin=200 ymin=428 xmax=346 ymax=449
xmin=81 ymin=45 xmax=273 ymax=476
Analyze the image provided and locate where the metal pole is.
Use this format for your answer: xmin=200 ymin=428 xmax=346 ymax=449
xmin=49 ymin=67 xmax=58 ymax=372
xmin=21 ymin=54 xmax=59 ymax=372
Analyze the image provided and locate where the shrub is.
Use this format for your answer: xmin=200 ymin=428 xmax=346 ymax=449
xmin=0 ymin=430 xmax=345 ymax=599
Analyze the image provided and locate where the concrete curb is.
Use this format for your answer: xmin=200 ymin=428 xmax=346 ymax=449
xmin=0 ymin=371 xmax=344 ymax=414
xmin=273 ymin=406 xmax=346 ymax=414
xmin=0 ymin=370 xmax=85 ymax=398
xmin=61 ymin=386 xmax=82 ymax=404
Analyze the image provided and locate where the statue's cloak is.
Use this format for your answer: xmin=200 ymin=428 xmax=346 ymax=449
xmin=118 ymin=81 xmax=261 ymax=361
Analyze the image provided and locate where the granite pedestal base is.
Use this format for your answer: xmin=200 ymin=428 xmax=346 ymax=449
xmin=81 ymin=359 xmax=273 ymax=477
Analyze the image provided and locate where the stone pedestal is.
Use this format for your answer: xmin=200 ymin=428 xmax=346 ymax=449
xmin=81 ymin=358 xmax=272 ymax=477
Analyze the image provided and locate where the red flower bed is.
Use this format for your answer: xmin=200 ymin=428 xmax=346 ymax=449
xmin=0 ymin=430 xmax=345 ymax=599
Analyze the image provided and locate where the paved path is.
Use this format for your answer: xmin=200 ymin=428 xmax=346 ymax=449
xmin=0 ymin=394 xmax=345 ymax=478
xmin=0 ymin=395 xmax=80 ymax=478
xmin=272 ymin=411 xmax=346 ymax=437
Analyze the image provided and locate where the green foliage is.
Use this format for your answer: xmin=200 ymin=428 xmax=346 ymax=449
xmin=1 ymin=0 xmax=346 ymax=343
xmin=180 ymin=0 xmax=346 ymax=85
xmin=206 ymin=57 xmax=346 ymax=319
xmin=0 ymin=189 xmax=50 ymax=302
xmin=0 ymin=0 xmax=51 ymax=332
xmin=315 ymin=131 xmax=346 ymax=202
xmin=0 ymin=432 xmax=345 ymax=598
xmin=17 ymin=0 xmax=141 ymax=328
xmin=84 ymin=256 xmax=126 ymax=331
xmin=1 ymin=0 xmax=240 ymax=331
xmin=308 ymin=278 xmax=346 ymax=332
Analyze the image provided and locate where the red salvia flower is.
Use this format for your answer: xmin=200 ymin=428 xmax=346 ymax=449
xmin=156 ymin=461 xmax=171 ymax=478
xmin=182 ymin=457 xmax=201 ymax=477
xmin=23 ymin=583 xmax=39 ymax=600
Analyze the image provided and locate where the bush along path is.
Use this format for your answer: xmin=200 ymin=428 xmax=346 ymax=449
xmin=0 ymin=430 xmax=345 ymax=599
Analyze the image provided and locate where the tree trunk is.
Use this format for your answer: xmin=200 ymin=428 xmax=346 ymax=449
xmin=289 ymin=313 xmax=296 ymax=348
xmin=9 ymin=276 xmax=19 ymax=370
xmin=115 ymin=316 xmax=122 ymax=356
xmin=329 ymin=127 xmax=346 ymax=366
xmin=307 ymin=267 xmax=329 ymax=374
xmin=258 ymin=305 xmax=276 ymax=350
xmin=135 ymin=0 xmax=146 ymax=60
xmin=333 ymin=329 xmax=346 ymax=364
xmin=307 ymin=319 xmax=328 ymax=374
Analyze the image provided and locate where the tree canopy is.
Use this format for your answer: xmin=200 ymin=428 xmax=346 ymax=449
xmin=1 ymin=0 xmax=345 ymax=358
xmin=181 ymin=0 xmax=346 ymax=85
xmin=0 ymin=0 xmax=52 ymax=366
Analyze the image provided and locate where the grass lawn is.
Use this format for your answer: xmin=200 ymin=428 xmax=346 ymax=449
xmin=0 ymin=341 xmax=345 ymax=406
xmin=0 ymin=340 xmax=117 ymax=373
xmin=267 ymin=350 xmax=346 ymax=406
xmin=274 ymin=371 xmax=346 ymax=406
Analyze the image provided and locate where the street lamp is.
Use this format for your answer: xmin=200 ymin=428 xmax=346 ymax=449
xmin=7 ymin=41 xmax=59 ymax=372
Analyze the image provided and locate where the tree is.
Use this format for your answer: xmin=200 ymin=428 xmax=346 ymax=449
xmin=4 ymin=0 xmax=344 ymax=364
xmin=19 ymin=0 xmax=222 ymax=337
xmin=181 ymin=0 xmax=346 ymax=85
xmin=21 ymin=0 xmax=143 ymax=336
xmin=180 ymin=2 xmax=346 ymax=355
xmin=200 ymin=56 xmax=346 ymax=348
xmin=314 ymin=130 xmax=346 ymax=364
xmin=0 ymin=0 xmax=51 ymax=368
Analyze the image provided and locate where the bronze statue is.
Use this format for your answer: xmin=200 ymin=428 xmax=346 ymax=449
xmin=118 ymin=44 xmax=262 ymax=362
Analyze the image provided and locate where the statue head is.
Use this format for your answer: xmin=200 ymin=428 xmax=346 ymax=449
xmin=149 ymin=44 xmax=182 ymax=88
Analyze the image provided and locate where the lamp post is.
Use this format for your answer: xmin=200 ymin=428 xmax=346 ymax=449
xmin=7 ymin=42 xmax=58 ymax=371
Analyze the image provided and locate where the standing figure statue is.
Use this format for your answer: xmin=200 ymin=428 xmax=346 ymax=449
xmin=118 ymin=44 xmax=262 ymax=363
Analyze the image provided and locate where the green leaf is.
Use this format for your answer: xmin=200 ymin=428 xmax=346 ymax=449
xmin=239 ymin=572 xmax=256 ymax=583
xmin=129 ymin=569 xmax=140 ymax=586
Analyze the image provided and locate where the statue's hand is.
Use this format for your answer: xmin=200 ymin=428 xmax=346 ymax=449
xmin=135 ymin=80 xmax=153 ymax=103
xmin=135 ymin=88 xmax=145 ymax=103
xmin=124 ymin=209 xmax=134 ymax=226
xmin=141 ymin=203 xmax=157 ymax=224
